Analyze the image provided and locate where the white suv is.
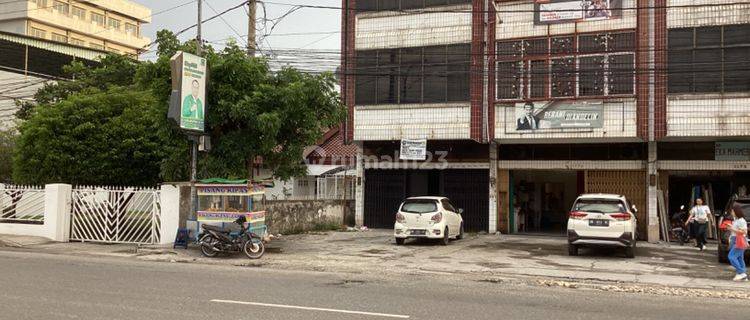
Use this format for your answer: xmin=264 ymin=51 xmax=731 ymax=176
xmin=567 ymin=194 xmax=638 ymax=258
xmin=394 ymin=197 xmax=464 ymax=245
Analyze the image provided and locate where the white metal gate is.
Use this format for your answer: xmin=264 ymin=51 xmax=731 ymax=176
xmin=70 ymin=187 xmax=161 ymax=244
xmin=0 ymin=185 xmax=45 ymax=224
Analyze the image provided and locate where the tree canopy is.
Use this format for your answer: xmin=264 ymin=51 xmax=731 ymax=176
xmin=12 ymin=31 xmax=345 ymax=185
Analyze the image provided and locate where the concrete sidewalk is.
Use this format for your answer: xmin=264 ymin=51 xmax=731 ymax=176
xmin=2 ymin=231 xmax=749 ymax=295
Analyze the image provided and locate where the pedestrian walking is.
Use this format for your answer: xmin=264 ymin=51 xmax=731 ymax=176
xmin=686 ymin=198 xmax=710 ymax=250
xmin=728 ymin=203 xmax=748 ymax=281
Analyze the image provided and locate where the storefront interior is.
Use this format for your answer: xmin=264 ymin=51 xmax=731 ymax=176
xmin=511 ymin=170 xmax=583 ymax=235
xmin=668 ymin=172 xmax=750 ymax=218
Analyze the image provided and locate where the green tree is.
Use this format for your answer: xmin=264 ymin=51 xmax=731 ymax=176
xmin=13 ymin=30 xmax=345 ymax=185
xmin=0 ymin=129 xmax=14 ymax=183
xmin=13 ymin=87 xmax=166 ymax=186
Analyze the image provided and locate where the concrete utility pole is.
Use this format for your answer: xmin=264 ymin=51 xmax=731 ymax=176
xmin=189 ymin=0 xmax=203 ymax=221
xmin=196 ymin=0 xmax=203 ymax=56
xmin=247 ymin=0 xmax=256 ymax=56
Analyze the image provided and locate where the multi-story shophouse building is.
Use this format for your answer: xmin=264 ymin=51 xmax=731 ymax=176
xmin=342 ymin=0 xmax=750 ymax=241
xmin=0 ymin=0 xmax=151 ymax=56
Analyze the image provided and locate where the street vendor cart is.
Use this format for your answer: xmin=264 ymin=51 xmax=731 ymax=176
xmin=190 ymin=179 xmax=269 ymax=259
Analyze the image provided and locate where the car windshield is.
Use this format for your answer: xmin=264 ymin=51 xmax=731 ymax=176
xmin=573 ymin=199 xmax=626 ymax=214
xmin=401 ymin=200 xmax=438 ymax=214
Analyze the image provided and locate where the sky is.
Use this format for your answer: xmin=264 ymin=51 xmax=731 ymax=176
xmin=134 ymin=0 xmax=342 ymax=73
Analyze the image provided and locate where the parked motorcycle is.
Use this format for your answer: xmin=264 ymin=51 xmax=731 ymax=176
xmin=670 ymin=205 xmax=691 ymax=245
xmin=198 ymin=216 xmax=265 ymax=259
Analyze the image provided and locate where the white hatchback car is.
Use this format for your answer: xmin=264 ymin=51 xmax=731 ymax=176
xmin=394 ymin=197 xmax=464 ymax=245
xmin=567 ymin=194 xmax=638 ymax=258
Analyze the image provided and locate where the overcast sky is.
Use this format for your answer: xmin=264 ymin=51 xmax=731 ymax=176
xmin=134 ymin=0 xmax=341 ymax=72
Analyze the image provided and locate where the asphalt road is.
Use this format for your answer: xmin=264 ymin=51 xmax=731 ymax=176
xmin=0 ymin=250 xmax=748 ymax=320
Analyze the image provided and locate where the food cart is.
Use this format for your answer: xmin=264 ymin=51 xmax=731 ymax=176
xmin=193 ymin=179 xmax=268 ymax=241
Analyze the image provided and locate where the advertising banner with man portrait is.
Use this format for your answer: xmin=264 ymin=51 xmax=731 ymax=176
xmin=179 ymin=52 xmax=207 ymax=132
xmin=534 ymin=0 xmax=622 ymax=25
xmin=513 ymin=100 xmax=604 ymax=132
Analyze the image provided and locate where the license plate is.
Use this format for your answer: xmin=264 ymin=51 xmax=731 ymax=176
xmin=589 ymin=219 xmax=610 ymax=227
xmin=410 ymin=229 xmax=426 ymax=235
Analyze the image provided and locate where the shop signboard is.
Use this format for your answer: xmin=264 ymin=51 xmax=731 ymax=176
xmin=197 ymin=210 xmax=266 ymax=223
xmin=534 ymin=0 xmax=623 ymax=25
xmin=197 ymin=184 xmax=265 ymax=196
xmin=715 ymin=142 xmax=750 ymax=161
xmin=513 ymin=100 xmax=604 ymax=132
xmin=400 ymin=139 xmax=427 ymax=160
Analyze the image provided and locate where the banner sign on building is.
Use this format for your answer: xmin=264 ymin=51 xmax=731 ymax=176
xmin=715 ymin=142 xmax=750 ymax=161
xmin=513 ymin=100 xmax=604 ymax=132
xmin=534 ymin=0 xmax=623 ymax=25
xmin=400 ymin=139 xmax=427 ymax=161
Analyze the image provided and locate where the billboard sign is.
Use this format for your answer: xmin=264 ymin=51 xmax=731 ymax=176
xmin=513 ymin=100 xmax=604 ymax=132
xmin=169 ymin=51 xmax=207 ymax=133
xmin=534 ymin=0 xmax=622 ymax=25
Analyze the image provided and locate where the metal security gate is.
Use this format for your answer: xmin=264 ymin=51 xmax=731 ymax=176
xmin=443 ymin=169 xmax=489 ymax=232
xmin=70 ymin=187 xmax=161 ymax=244
xmin=364 ymin=169 xmax=489 ymax=231
xmin=0 ymin=185 xmax=45 ymax=224
xmin=364 ymin=170 xmax=406 ymax=229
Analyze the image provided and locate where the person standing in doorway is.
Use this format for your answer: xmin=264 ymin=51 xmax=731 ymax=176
xmin=727 ymin=203 xmax=747 ymax=281
xmin=686 ymin=198 xmax=710 ymax=250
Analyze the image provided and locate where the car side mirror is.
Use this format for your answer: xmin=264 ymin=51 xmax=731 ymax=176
xmin=631 ymin=205 xmax=638 ymax=213
xmin=458 ymin=208 xmax=464 ymax=214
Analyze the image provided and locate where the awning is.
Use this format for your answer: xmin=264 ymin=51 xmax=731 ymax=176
xmin=306 ymin=165 xmax=345 ymax=176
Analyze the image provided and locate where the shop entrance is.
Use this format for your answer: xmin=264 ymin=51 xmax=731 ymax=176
xmin=668 ymin=172 xmax=750 ymax=219
xmin=511 ymin=171 xmax=583 ymax=235
xmin=364 ymin=169 xmax=489 ymax=231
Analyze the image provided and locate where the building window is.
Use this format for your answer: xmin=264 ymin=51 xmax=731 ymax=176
xmin=30 ymin=27 xmax=46 ymax=39
xmin=357 ymin=0 xmax=471 ymax=11
xmin=668 ymin=24 xmax=750 ymax=94
xmin=90 ymin=43 xmax=104 ymax=50
xmin=53 ymin=1 xmax=69 ymax=15
xmin=51 ymin=33 xmax=67 ymax=43
xmin=496 ymin=31 xmax=635 ymax=101
xmin=108 ymin=48 xmax=120 ymax=54
xmin=355 ymin=44 xmax=471 ymax=105
xmin=108 ymin=18 xmax=121 ymax=30
xmin=72 ymin=6 xmax=86 ymax=20
xmin=124 ymin=23 xmax=138 ymax=36
xmin=34 ymin=0 xmax=48 ymax=9
xmin=91 ymin=12 xmax=105 ymax=26
xmin=70 ymin=38 xmax=84 ymax=46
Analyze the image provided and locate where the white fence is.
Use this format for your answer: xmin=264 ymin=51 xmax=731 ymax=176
xmin=316 ymin=175 xmax=355 ymax=200
xmin=0 ymin=185 xmax=45 ymax=224
xmin=0 ymin=184 xmax=179 ymax=245
xmin=70 ymin=186 xmax=162 ymax=244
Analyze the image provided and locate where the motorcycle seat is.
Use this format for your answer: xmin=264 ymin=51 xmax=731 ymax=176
xmin=202 ymin=224 xmax=234 ymax=233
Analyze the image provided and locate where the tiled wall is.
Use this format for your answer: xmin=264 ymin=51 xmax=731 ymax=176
xmin=354 ymin=103 xmax=471 ymax=140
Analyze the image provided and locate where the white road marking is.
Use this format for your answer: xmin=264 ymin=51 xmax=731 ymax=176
xmin=210 ymin=299 xmax=410 ymax=319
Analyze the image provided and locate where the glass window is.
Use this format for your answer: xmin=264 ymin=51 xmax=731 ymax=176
xmin=35 ymin=0 xmax=48 ymax=8
xmin=497 ymin=61 xmax=522 ymax=99
xmin=91 ymin=12 xmax=105 ymax=26
xmin=692 ymin=48 xmax=722 ymax=93
xmin=400 ymin=199 xmax=438 ymax=214
xmin=441 ymin=199 xmax=457 ymax=212
xmin=108 ymin=18 xmax=121 ymax=30
xmin=355 ymin=51 xmax=377 ymax=105
xmin=446 ymin=44 xmax=470 ymax=101
xmin=608 ymin=54 xmax=635 ymax=95
xmin=551 ymin=57 xmax=575 ymax=97
xmin=668 ymin=49 xmax=693 ymax=93
xmin=724 ymin=47 xmax=750 ymax=92
xmin=376 ymin=49 xmax=398 ymax=104
xmin=72 ymin=6 xmax=85 ymax=19
xmin=30 ymin=27 xmax=46 ymax=39
xmin=70 ymin=38 xmax=85 ymax=46
xmin=423 ymin=46 xmax=447 ymax=103
xmin=53 ymin=1 xmax=69 ymax=15
xmin=51 ymin=33 xmax=67 ymax=43
xmin=125 ymin=23 xmax=138 ymax=35
xmin=579 ymin=55 xmax=606 ymax=96
xmin=399 ymin=48 xmax=422 ymax=103
xmin=529 ymin=60 xmax=547 ymax=98
xmin=551 ymin=36 xmax=574 ymax=54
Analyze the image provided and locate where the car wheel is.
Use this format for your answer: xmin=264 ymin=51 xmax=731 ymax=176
xmin=456 ymin=223 xmax=465 ymax=240
xmin=625 ymin=241 xmax=636 ymax=259
xmin=568 ymin=244 xmax=578 ymax=256
xmin=440 ymin=228 xmax=449 ymax=246
xmin=395 ymin=238 xmax=405 ymax=246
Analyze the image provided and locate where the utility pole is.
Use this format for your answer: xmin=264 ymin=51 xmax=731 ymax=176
xmin=247 ymin=0 xmax=256 ymax=56
xmin=189 ymin=0 xmax=203 ymax=221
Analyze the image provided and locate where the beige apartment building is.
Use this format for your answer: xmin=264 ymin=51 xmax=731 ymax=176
xmin=0 ymin=0 xmax=151 ymax=56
